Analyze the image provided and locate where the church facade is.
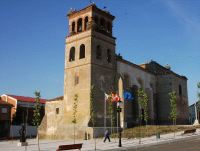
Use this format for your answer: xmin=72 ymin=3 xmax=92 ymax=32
xmin=39 ymin=4 xmax=189 ymax=139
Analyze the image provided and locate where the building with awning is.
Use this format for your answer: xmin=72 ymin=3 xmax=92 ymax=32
xmin=0 ymin=98 xmax=13 ymax=139
xmin=0 ymin=94 xmax=46 ymax=138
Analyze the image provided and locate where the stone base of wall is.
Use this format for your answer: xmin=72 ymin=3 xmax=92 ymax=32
xmin=39 ymin=125 xmax=94 ymax=140
xmin=157 ymin=118 xmax=189 ymax=125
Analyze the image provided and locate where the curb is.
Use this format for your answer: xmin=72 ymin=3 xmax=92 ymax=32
xmin=103 ymin=133 xmax=200 ymax=151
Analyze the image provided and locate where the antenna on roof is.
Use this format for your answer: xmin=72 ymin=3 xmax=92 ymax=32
xmin=165 ymin=64 xmax=171 ymax=70
xmin=89 ymin=0 xmax=95 ymax=4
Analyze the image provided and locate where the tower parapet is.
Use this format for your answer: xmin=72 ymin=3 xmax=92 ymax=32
xmin=67 ymin=4 xmax=115 ymax=37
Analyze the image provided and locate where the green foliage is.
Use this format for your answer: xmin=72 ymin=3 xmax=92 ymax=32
xmin=71 ymin=94 xmax=78 ymax=144
xmin=90 ymin=85 xmax=96 ymax=126
xmin=137 ymin=88 xmax=148 ymax=124
xmin=169 ymin=91 xmax=177 ymax=125
xmin=72 ymin=94 xmax=78 ymax=124
xmin=120 ymin=125 xmax=196 ymax=138
xmin=33 ymin=91 xmax=41 ymax=127
xmin=197 ymin=82 xmax=200 ymax=101
xmin=108 ymin=95 xmax=116 ymax=127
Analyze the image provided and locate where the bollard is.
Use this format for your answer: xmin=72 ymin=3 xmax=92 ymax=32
xmin=156 ymin=133 xmax=160 ymax=140
xmin=88 ymin=133 xmax=91 ymax=140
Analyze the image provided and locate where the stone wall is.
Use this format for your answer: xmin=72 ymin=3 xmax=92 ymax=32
xmin=39 ymin=97 xmax=64 ymax=139
xmin=117 ymin=59 xmax=157 ymax=126
xmin=156 ymin=74 xmax=189 ymax=124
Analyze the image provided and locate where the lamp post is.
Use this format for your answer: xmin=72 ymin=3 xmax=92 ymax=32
xmin=117 ymin=101 xmax=122 ymax=147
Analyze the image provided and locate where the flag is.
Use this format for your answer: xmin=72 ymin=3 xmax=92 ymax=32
xmin=111 ymin=92 xmax=121 ymax=102
xmin=104 ymin=93 xmax=110 ymax=100
xmin=123 ymin=91 xmax=134 ymax=101
xmin=115 ymin=94 xmax=120 ymax=102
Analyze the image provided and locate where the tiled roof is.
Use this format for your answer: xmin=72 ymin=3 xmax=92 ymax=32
xmin=8 ymin=95 xmax=46 ymax=104
xmin=0 ymin=100 xmax=13 ymax=106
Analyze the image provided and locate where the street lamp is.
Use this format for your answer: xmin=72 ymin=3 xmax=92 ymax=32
xmin=117 ymin=101 xmax=122 ymax=147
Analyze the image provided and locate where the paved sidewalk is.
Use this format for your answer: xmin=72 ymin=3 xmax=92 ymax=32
xmin=0 ymin=129 xmax=200 ymax=151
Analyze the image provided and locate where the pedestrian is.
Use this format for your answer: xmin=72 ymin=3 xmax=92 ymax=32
xmin=103 ymin=129 xmax=111 ymax=142
xmin=19 ymin=124 xmax=26 ymax=143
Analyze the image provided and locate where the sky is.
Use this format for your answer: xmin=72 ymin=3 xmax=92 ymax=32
xmin=0 ymin=0 xmax=200 ymax=105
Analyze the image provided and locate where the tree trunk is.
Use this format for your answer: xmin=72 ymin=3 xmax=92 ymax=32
xmin=94 ymin=130 xmax=96 ymax=151
xmin=37 ymin=128 xmax=40 ymax=151
xmin=173 ymin=119 xmax=175 ymax=138
xmin=139 ymin=120 xmax=141 ymax=144
xmin=73 ymin=124 xmax=75 ymax=144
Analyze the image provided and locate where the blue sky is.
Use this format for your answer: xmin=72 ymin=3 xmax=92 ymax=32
xmin=0 ymin=0 xmax=199 ymax=105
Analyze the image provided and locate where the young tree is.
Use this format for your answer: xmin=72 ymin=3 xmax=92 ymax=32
xmin=108 ymin=99 xmax=115 ymax=131
xmin=106 ymin=93 xmax=116 ymax=133
xmin=196 ymin=82 xmax=200 ymax=120
xmin=137 ymin=88 xmax=148 ymax=125
xmin=169 ymin=91 xmax=177 ymax=138
xmin=90 ymin=85 xmax=96 ymax=127
xmin=137 ymin=88 xmax=148 ymax=144
xmin=197 ymin=82 xmax=200 ymax=101
xmin=33 ymin=91 xmax=42 ymax=151
xmin=72 ymin=94 xmax=78 ymax=144
xmin=90 ymin=85 xmax=97 ymax=150
xmin=169 ymin=91 xmax=177 ymax=125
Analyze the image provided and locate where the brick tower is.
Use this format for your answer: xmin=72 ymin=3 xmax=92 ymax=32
xmin=63 ymin=4 xmax=116 ymax=137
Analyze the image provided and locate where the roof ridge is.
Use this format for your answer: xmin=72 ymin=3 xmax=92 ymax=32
xmin=8 ymin=94 xmax=47 ymax=100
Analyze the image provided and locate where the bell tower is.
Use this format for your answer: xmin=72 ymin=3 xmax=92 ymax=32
xmin=64 ymin=4 xmax=116 ymax=136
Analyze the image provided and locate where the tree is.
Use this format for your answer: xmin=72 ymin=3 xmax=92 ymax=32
xmin=137 ymin=88 xmax=148 ymax=125
xmin=72 ymin=94 xmax=78 ymax=144
xmin=169 ymin=91 xmax=177 ymax=138
xmin=169 ymin=91 xmax=177 ymax=125
xmin=137 ymin=88 xmax=148 ymax=144
xmin=33 ymin=91 xmax=42 ymax=151
xmin=197 ymin=82 xmax=200 ymax=101
xmin=90 ymin=85 xmax=97 ymax=150
xmin=196 ymin=82 xmax=200 ymax=120
xmin=90 ymin=85 xmax=96 ymax=127
xmin=105 ymin=92 xmax=116 ymax=131
xmin=108 ymin=98 xmax=115 ymax=131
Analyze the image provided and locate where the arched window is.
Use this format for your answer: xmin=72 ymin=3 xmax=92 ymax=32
xmin=79 ymin=44 xmax=85 ymax=59
xmin=107 ymin=22 xmax=112 ymax=33
xmin=96 ymin=45 xmax=102 ymax=60
xmin=107 ymin=49 xmax=111 ymax=63
xmin=69 ymin=47 xmax=75 ymax=62
xmin=72 ymin=21 xmax=75 ymax=32
xmin=94 ymin=16 xmax=98 ymax=24
xmin=124 ymin=74 xmax=130 ymax=88
xmin=84 ymin=16 xmax=88 ymax=30
xmin=179 ymin=84 xmax=182 ymax=96
xmin=100 ymin=18 xmax=105 ymax=29
xmin=77 ymin=18 xmax=82 ymax=32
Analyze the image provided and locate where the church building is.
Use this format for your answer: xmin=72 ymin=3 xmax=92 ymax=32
xmin=39 ymin=4 xmax=189 ymax=139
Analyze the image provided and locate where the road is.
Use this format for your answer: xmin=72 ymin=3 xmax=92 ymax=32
xmin=130 ymin=135 xmax=200 ymax=151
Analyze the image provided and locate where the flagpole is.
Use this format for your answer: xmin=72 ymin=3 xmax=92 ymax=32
xmin=117 ymin=109 xmax=118 ymax=133
xmin=104 ymin=94 xmax=107 ymax=130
